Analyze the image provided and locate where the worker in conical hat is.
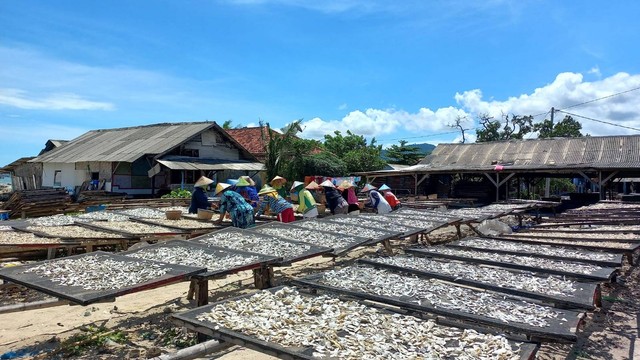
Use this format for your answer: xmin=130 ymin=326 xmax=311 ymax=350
xmin=270 ymin=176 xmax=287 ymax=198
xmin=235 ymin=176 xmax=259 ymax=208
xmin=255 ymin=185 xmax=294 ymax=223
xmin=362 ymin=183 xmax=392 ymax=214
xmin=214 ymin=182 xmax=255 ymax=228
xmin=339 ymin=180 xmax=360 ymax=215
xmin=291 ymin=181 xmax=318 ymax=218
xmin=379 ymin=184 xmax=401 ymax=210
xmin=189 ymin=176 xmax=214 ymax=214
xmin=321 ymin=180 xmax=348 ymax=215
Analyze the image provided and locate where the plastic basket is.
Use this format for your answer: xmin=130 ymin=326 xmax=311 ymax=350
xmin=165 ymin=210 xmax=183 ymax=220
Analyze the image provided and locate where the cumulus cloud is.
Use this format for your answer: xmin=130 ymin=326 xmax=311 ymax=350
xmin=299 ymin=71 xmax=640 ymax=142
xmin=0 ymin=88 xmax=115 ymax=111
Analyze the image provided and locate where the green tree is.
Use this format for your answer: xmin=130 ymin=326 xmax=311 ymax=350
xmin=385 ymin=140 xmax=425 ymax=165
xmin=262 ymin=120 xmax=303 ymax=181
xmin=323 ymin=130 xmax=386 ymax=173
xmin=303 ymin=152 xmax=348 ymax=176
xmin=534 ymin=115 xmax=583 ymax=138
xmin=476 ymin=113 xmax=534 ymax=142
xmin=222 ymin=120 xmax=233 ymax=129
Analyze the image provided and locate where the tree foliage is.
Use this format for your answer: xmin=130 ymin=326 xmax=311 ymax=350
xmin=323 ymin=130 xmax=386 ymax=173
xmin=534 ymin=115 xmax=583 ymax=138
xmin=385 ymin=140 xmax=425 ymax=165
xmin=476 ymin=113 xmax=534 ymax=142
xmin=262 ymin=120 xmax=303 ymax=182
xmin=303 ymin=152 xmax=348 ymax=177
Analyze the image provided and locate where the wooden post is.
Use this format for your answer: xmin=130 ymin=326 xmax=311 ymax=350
xmin=186 ymin=279 xmax=196 ymax=301
xmin=382 ymin=239 xmax=393 ymax=255
xmin=253 ymin=265 xmax=274 ymax=289
xmin=455 ymin=223 xmax=462 ymax=239
xmin=47 ymin=248 xmax=56 ymax=259
xmin=196 ymin=277 xmax=209 ymax=343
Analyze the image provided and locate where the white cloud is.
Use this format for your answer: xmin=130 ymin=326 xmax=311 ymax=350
xmin=0 ymin=88 xmax=114 ymax=111
xmin=588 ymin=66 xmax=601 ymax=77
xmin=300 ymin=71 xmax=640 ymax=142
xmin=338 ymin=103 xmax=347 ymax=110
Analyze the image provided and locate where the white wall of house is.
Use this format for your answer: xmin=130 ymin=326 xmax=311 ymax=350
xmin=183 ymin=130 xmax=242 ymax=159
xmin=42 ymin=163 xmax=83 ymax=189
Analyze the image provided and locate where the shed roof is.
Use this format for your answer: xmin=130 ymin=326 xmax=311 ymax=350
xmin=31 ymin=122 xmax=254 ymax=164
xmin=358 ymin=135 xmax=640 ymax=176
xmin=224 ymin=126 xmax=278 ymax=158
xmin=0 ymin=157 xmax=36 ymax=173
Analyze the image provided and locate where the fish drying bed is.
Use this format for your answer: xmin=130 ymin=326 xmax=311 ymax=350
xmin=173 ymin=286 xmax=539 ymax=360
xmin=294 ymin=266 xmax=583 ymax=342
xmin=394 ymin=208 xmax=464 ymax=223
xmin=407 ymin=247 xmax=618 ymax=282
xmin=249 ymin=222 xmax=370 ymax=256
xmin=292 ymin=219 xmax=399 ymax=244
xmin=322 ymin=214 xmax=423 ymax=237
xmin=504 ymin=231 xmax=640 ymax=243
xmin=0 ymin=230 xmax=68 ymax=247
xmin=0 ymin=251 xmax=204 ymax=305
xmin=123 ymin=240 xmax=280 ymax=277
xmin=446 ymin=237 xmax=624 ymax=267
xmin=493 ymin=235 xmax=640 ymax=253
xmin=79 ymin=220 xmax=185 ymax=237
xmin=21 ymin=225 xmax=132 ymax=240
xmin=360 ymin=256 xmax=599 ymax=309
xmin=130 ymin=217 xmax=222 ymax=232
xmin=192 ymin=228 xmax=332 ymax=265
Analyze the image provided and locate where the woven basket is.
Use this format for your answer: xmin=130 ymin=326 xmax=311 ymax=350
xmin=165 ymin=210 xmax=182 ymax=220
xmin=197 ymin=209 xmax=215 ymax=220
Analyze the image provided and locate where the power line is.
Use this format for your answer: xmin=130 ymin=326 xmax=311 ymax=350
xmin=558 ymin=85 xmax=640 ymax=111
xmin=557 ymin=110 xmax=640 ymax=132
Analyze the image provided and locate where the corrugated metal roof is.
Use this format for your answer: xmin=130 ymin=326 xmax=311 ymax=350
xmin=31 ymin=122 xmax=218 ymax=163
xmin=157 ymin=158 xmax=265 ymax=171
xmin=416 ymin=135 xmax=640 ymax=172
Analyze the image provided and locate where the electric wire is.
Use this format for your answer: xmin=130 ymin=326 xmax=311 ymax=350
xmin=556 ymin=110 xmax=640 ymax=132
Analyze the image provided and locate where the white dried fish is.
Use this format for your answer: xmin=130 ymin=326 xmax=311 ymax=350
xmin=295 ymin=220 xmax=392 ymax=239
xmin=196 ymin=286 xmax=523 ymax=360
xmin=319 ymin=266 xmax=562 ymax=327
xmin=0 ymin=226 xmax=13 ymax=231
xmin=372 ymin=255 xmax=581 ymax=298
xmin=27 ymin=214 xmax=77 ymax=226
xmin=118 ymin=207 xmax=167 ymax=219
xmin=0 ymin=231 xmax=63 ymax=244
xmin=326 ymin=216 xmax=420 ymax=233
xmin=23 ymin=255 xmax=169 ymax=290
xmin=515 ymin=231 xmax=640 ymax=241
xmin=26 ymin=225 xmax=126 ymax=239
xmin=196 ymin=229 xmax=312 ymax=259
xmin=500 ymin=236 xmax=638 ymax=249
xmin=75 ymin=212 xmax=130 ymax=222
xmin=418 ymin=247 xmax=606 ymax=275
xmin=89 ymin=221 xmax=177 ymax=234
xmin=536 ymin=225 xmax=640 ymax=232
xmin=127 ymin=245 xmax=261 ymax=271
xmin=252 ymin=226 xmax=357 ymax=250
xmin=457 ymin=238 xmax=619 ymax=262
xmin=146 ymin=218 xmax=220 ymax=229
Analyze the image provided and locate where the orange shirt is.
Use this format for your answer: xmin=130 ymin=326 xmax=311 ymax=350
xmin=384 ymin=191 xmax=400 ymax=208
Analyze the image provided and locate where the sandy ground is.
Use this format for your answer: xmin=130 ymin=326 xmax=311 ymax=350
xmin=0 ymin=219 xmax=638 ymax=359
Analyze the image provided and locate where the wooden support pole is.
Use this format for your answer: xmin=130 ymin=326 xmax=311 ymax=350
xmin=47 ymin=248 xmax=56 ymax=259
xmin=382 ymin=239 xmax=393 ymax=255
xmin=196 ymin=278 xmax=209 ymax=306
xmin=253 ymin=265 xmax=274 ymax=289
xmin=186 ymin=279 xmax=196 ymax=301
xmin=455 ymin=224 xmax=462 ymax=239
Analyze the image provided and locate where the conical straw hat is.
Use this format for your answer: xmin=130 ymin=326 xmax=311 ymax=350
xmin=290 ymin=181 xmax=304 ymax=191
xmin=305 ymin=181 xmax=320 ymax=190
xmin=215 ymin=183 xmax=231 ymax=194
xmin=270 ymin=176 xmax=286 ymax=186
xmin=194 ymin=176 xmax=214 ymax=187
xmin=360 ymin=183 xmax=377 ymax=192
xmin=320 ymin=179 xmax=335 ymax=188
xmin=235 ymin=177 xmax=251 ymax=187
xmin=378 ymin=184 xmax=391 ymax=191
xmin=258 ymin=185 xmax=278 ymax=195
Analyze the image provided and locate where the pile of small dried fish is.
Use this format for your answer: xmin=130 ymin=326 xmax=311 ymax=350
xmin=118 ymin=208 xmax=167 ymax=219
xmin=518 ymin=231 xmax=640 ymax=240
xmin=417 ymin=247 xmax=605 ymax=275
xmin=27 ymin=214 xmax=76 ymax=226
xmin=383 ymin=216 xmax=437 ymax=230
xmin=444 ymin=208 xmax=502 ymax=220
xmin=295 ymin=220 xmax=392 ymax=240
xmin=326 ymin=216 xmax=419 ymax=234
xmin=318 ymin=266 xmax=563 ymax=327
xmin=26 ymin=225 xmax=126 ymax=239
xmin=196 ymin=287 xmax=522 ymax=359
xmin=0 ymin=231 xmax=63 ymax=244
xmin=147 ymin=218 xmax=220 ymax=228
xmin=127 ymin=246 xmax=261 ymax=271
xmin=456 ymin=238 xmax=619 ymax=262
xmin=196 ymin=230 xmax=312 ymax=259
xmin=480 ymin=204 xmax=531 ymax=212
xmin=371 ymin=255 xmax=581 ymax=297
xmin=89 ymin=221 xmax=177 ymax=234
xmin=75 ymin=212 xmax=130 ymax=222
xmin=23 ymin=255 xmax=169 ymax=290
xmin=252 ymin=226 xmax=358 ymax=251
xmin=539 ymin=225 xmax=640 ymax=232
xmin=0 ymin=226 xmax=13 ymax=231
xmin=571 ymin=203 xmax=640 ymax=211
xmin=500 ymin=236 xmax=638 ymax=250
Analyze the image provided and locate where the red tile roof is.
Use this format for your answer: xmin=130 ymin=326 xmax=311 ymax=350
xmin=225 ymin=126 xmax=280 ymax=160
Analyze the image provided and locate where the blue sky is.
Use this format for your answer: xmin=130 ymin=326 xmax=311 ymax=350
xmin=2 ymin=0 xmax=640 ymax=167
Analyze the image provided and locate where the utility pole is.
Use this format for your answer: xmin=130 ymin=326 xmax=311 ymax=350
xmin=544 ymin=107 xmax=555 ymax=198
xmin=550 ymin=107 xmax=555 ymax=124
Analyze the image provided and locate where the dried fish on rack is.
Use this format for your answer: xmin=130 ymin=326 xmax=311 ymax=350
xmin=252 ymin=225 xmax=359 ymax=251
xmin=127 ymin=245 xmax=261 ymax=272
xmin=0 ymin=230 xmax=63 ymax=244
xmin=27 ymin=214 xmax=77 ymax=226
xmin=27 ymin=225 xmax=127 ymax=238
xmin=324 ymin=215 xmax=420 ymax=234
xmin=316 ymin=266 xmax=563 ymax=327
xmin=370 ymin=255 xmax=582 ymax=298
xmin=75 ymin=212 xmax=130 ymax=222
xmin=381 ymin=216 xmax=437 ymax=230
xmin=534 ymin=225 xmax=640 ymax=232
xmin=23 ymin=255 xmax=169 ymax=290
xmin=294 ymin=219 xmax=394 ymax=240
xmin=195 ymin=286 xmax=524 ymax=359
xmin=499 ymin=236 xmax=639 ymax=249
xmin=0 ymin=226 xmax=13 ymax=231
xmin=515 ymin=231 xmax=640 ymax=241
xmin=389 ymin=210 xmax=460 ymax=223
xmin=88 ymin=221 xmax=177 ymax=235
xmin=415 ymin=247 xmax=606 ymax=275
xmin=195 ymin=229 xmax=312 ymax=259
xmin=455 ymin=238 xmax=619 ymax=262
xmin=142 ymin=218 xmax=220 ymax=229
xmin=117 ymin=207 xmax=167 ymax=219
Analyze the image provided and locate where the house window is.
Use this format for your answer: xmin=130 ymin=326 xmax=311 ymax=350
xmin=53 ymin=170 xmax=62 ymax=187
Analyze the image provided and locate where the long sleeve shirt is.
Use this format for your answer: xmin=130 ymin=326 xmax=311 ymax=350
xmin=256 ymin=194 xmax=293 ymax=216
xmin=296 ymin=189 xmax=317 ymax=214
xmin=367 ymin=190 xmax=392 ymax=214
xmin=188 ymin=187 xmax=209 ymax=213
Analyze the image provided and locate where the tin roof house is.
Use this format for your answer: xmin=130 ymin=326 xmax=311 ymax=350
xmin=30 ymin=121 xmax=264 ymax=196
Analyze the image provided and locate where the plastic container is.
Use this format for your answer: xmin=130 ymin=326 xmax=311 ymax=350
xmin=165 ymin=210 xmax=183 ymax=220
xmin=0 ymin=210 xmax=10 ymax=221
xmin=85 ymin=205 xmax=107 ymax=213
xmin=197 ymin=209 xmax=215 ymax=220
